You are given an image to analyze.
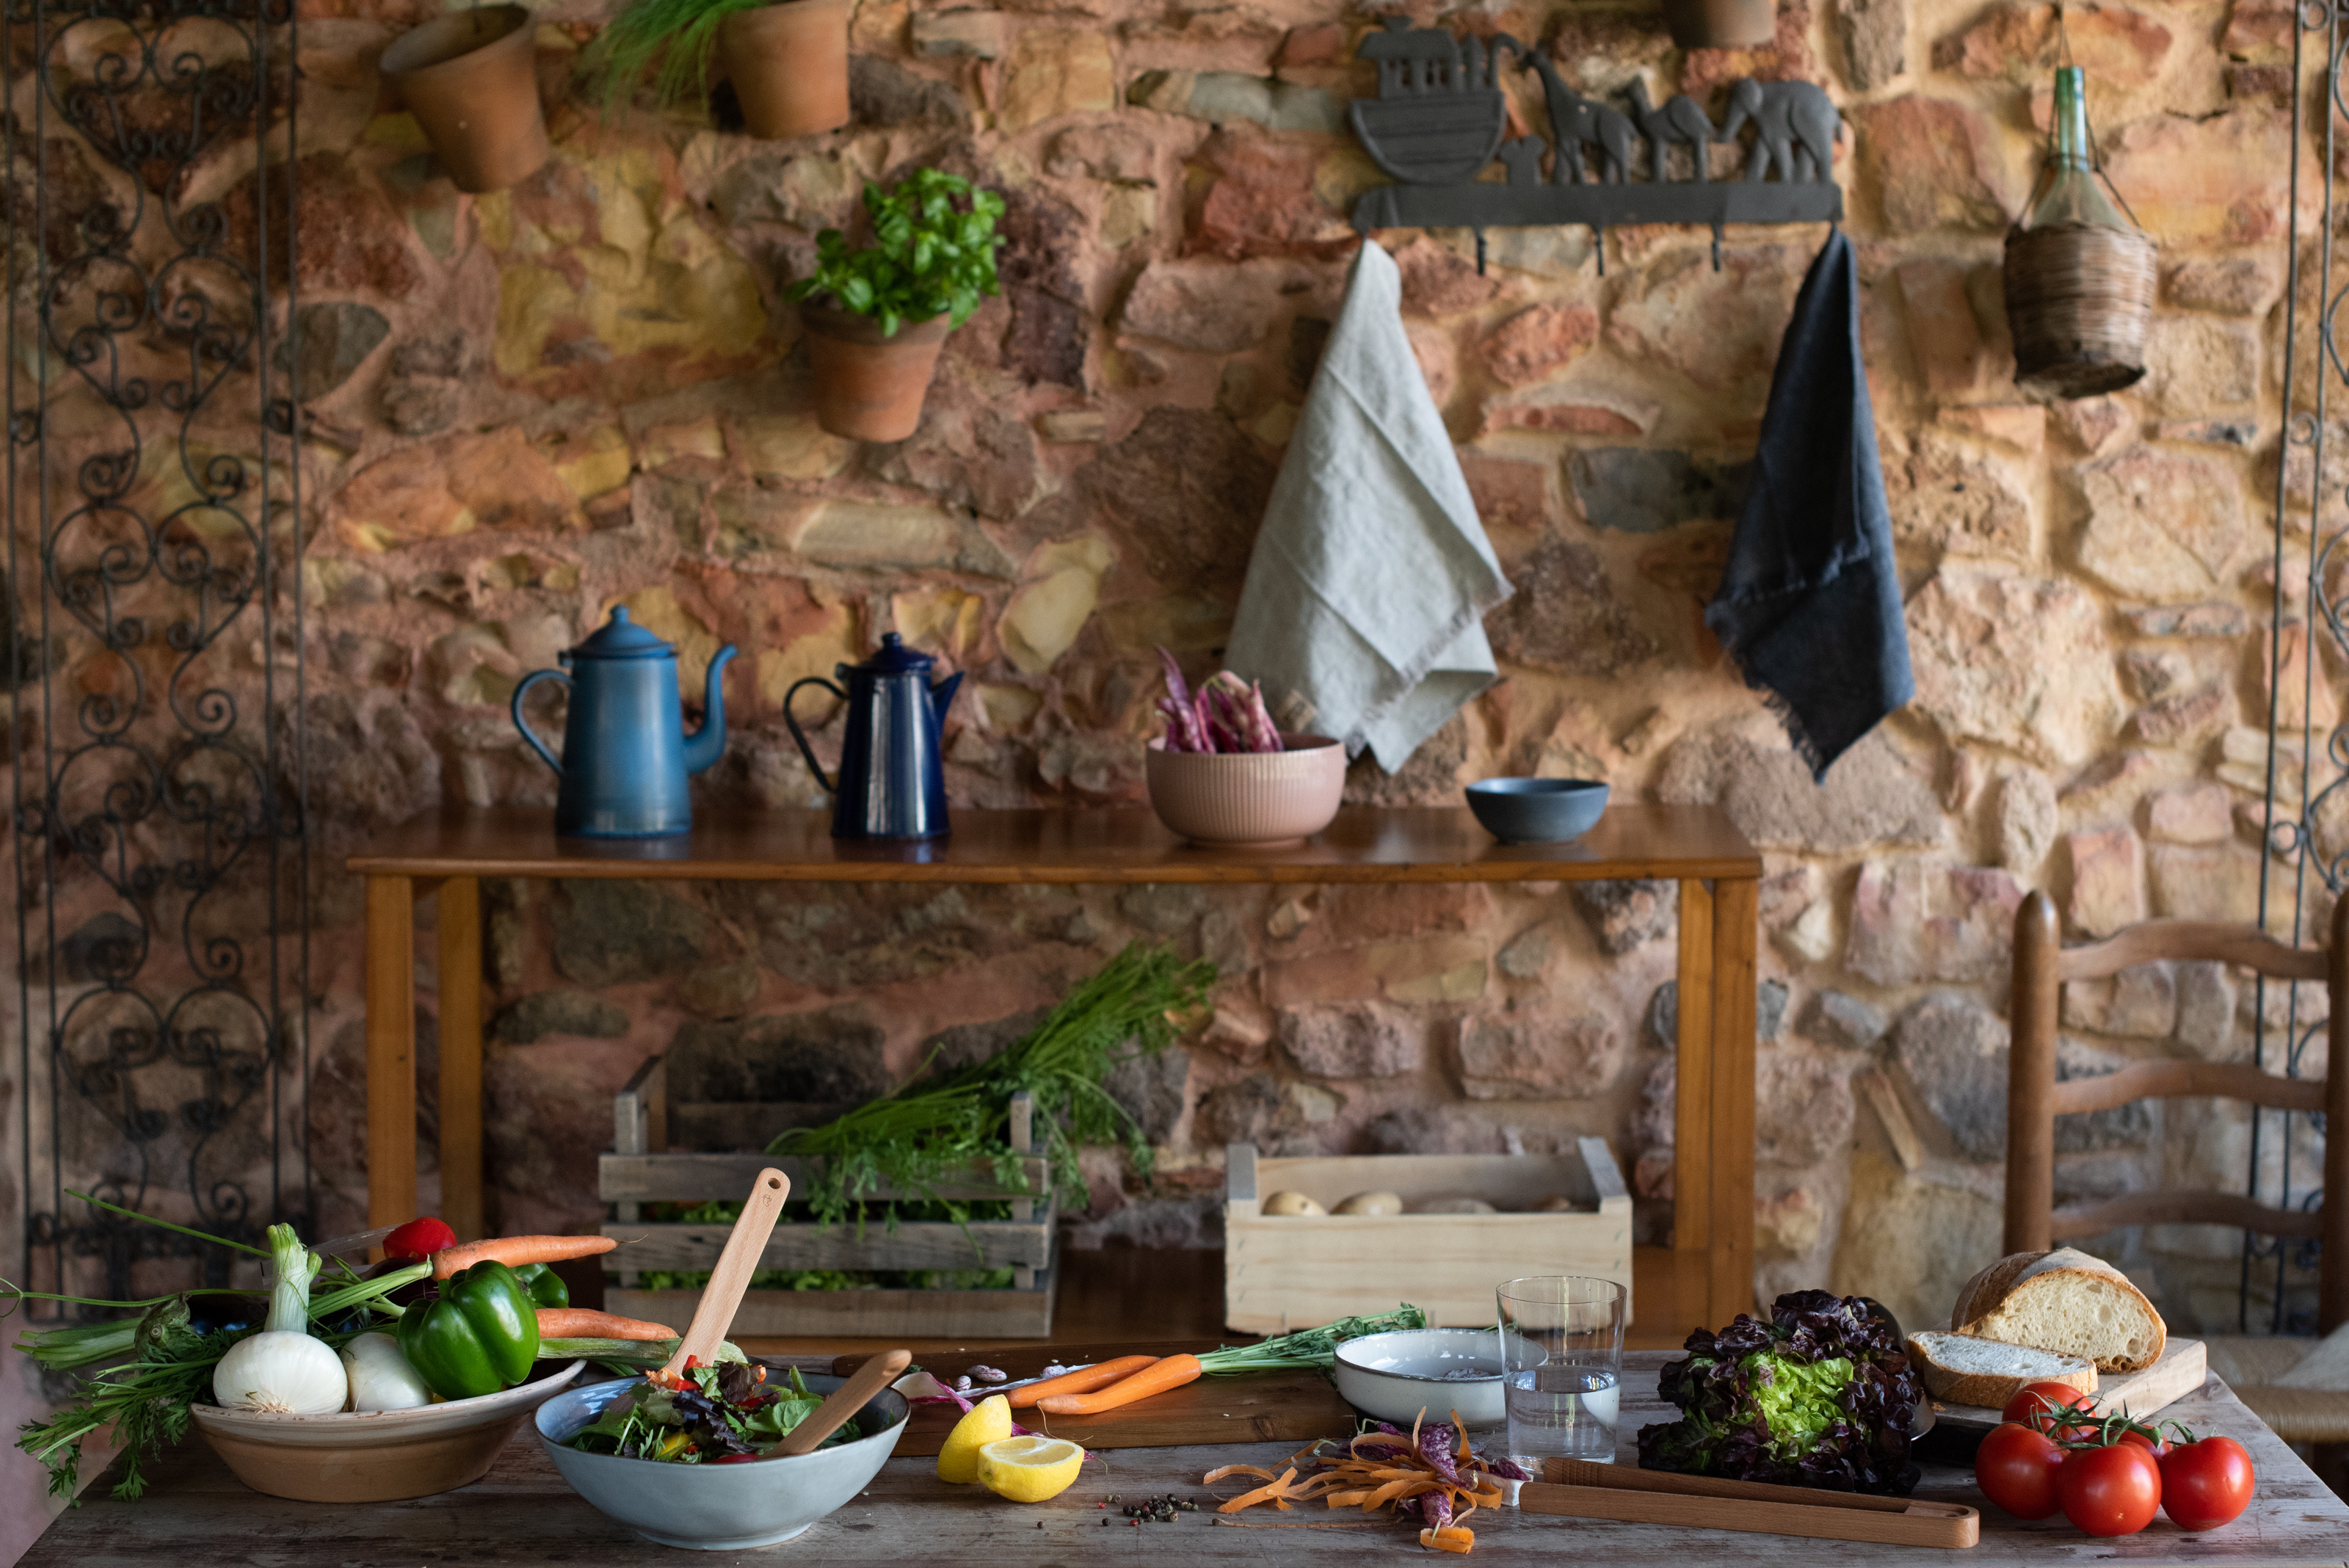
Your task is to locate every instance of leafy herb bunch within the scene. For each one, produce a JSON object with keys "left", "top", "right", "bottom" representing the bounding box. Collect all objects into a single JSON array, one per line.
[
  {"left": 576, "top": 0, "right": 769, "bottom": 118},
  {"left": 1638, "top": 1290, "right": 1921, "bottom": 1495},
  {"left": 787, "top": 168, "right": 1006, "bottom": 338},
  {"left": 769, "top": 942, "right": 1215, "bottom": 1227}
]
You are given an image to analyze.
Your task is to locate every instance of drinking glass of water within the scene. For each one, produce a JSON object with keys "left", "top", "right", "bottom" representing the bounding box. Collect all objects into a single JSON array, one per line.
[{"left": 1496, "top": 1275, "right": 1627, "bottom": 1472}]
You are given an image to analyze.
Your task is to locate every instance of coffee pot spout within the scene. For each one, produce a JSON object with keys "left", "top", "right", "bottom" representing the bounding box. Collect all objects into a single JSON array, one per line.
[{"left": 682, "top": 645, "right": 738, "bottom": 776}]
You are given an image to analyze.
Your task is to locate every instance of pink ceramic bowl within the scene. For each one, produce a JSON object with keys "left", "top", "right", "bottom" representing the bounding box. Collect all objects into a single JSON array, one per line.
[{"left": 1145, "top": 733, "right": 1347, "bottom": 849}]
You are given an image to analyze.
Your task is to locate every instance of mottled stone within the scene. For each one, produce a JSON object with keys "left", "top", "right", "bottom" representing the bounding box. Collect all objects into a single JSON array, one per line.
[
  {"left": 1569, "top": 449, "right": 1747, "bottom": 533},
  {"left": 1897, "top": 260, "right": 1988, "bottom": 396},
  {"left": 377, "top": 377, "right": 460, "bottom": 437},
  {"left": 1456, "top": 1010, "right": 1626, "bottom": 1100},
  {"left": 491, "top": 990, "right": 628, "bottom": 1045},
  {"left": 2142, "top": 316, "right": 2260, "bottom": 414},
  {"left": 1906, "top": 570, "right": 2124, "bottom": 766},
  {"left": 1889, "top": 430, "right": 2033, "bottom": 560},
  {"left": 1655, "top": 725, "right": 1942, "bottom": 852},
  {"left": 1356, "top": 1105, "right": 1505, "bottom": 1155},
  {"left": 1892, "top": 990, "right": 2008, "bottom": 1161},
  {"left": 1120, "top": 257, "right": 1285, "bottom": 353},
  {"left": 1853, "top": 96, "right": 2013, "bottom": 233},
  {"left": 1569, "top": 879, "right": 1677, "bottom": 955},
  {"left": 999, "top": 536, "right": 1113, "bottom": 673},
  {"left": 1484, "top": 537, "right": 1658, "bottom": 677},
  {"left": 2105, "top": 109, "right": 2293, "bottom": 247},
  {"left": 2126, "top": 603, "right": 2249, "bottom": 638},
  {"left": 1832, "top": 1149, "right": 2004, "bottom": 1331},
  {"left": 2068, "top": 827, "right": 2146, "bottom": 937},
  {"left": 668, "top": 1007, "right": 888, "bottom": 1108},
  {"left": 2165, "top": 255, "right": 2285, "bottom": 316},
  {"left": 1127, "top": 68, "right": 1344, "bottom": 133},
  {"left": 1757, "top": 1048, "right": 1856, "bottom": 1166},
  {"left": 1997, "top": 766, "right": 2059, "bottom": 874},
  {"left": 1046, "top": 124, "right": 1158, "bottom": 182},
  {"left": 2174, "top": 960, "right": 2239, "bottom": 1059},
  {"left": 1083, "top": 407, "right": 1274, "bottom": 598},
  {"left": 2131, "top": 686, "right": 2233, "bottom": 747},
  {"left": 1933, "top": 2, "right": 2172, "bottom": 86},
  {"left": 335, "top": 427, "right": 584, "bottom": 550},
  {"left": 1481, "top": 302, "right": 1598, "bottom": 386},
  {"left": 999, "top": 29, "right": 1116, "bottom": 129},
  {"left": 278, "top": 300, "right": 389, "bottom": 399},
  {"left": 910, "top": 9, "right": 1008, "bottom": 57},
  {"left": 296, "top": 693, "right": 440, "bottom": 830},
  {"left": 1798, "top": 989, "right": 1889, "bottom": 1050},
  {"left": 1195, "top": 1072, "right": 1284, "bottom": 1147},
  {"left": 2149, "top": 842, "right": 2263, "bottom": 922},
  {"left": 1939, "top": 404, "right": 2048, "bottom": 454},
  {"left": 849, "top": 55, "right": 965, "bottom": 123},
  {"left": 1605, "top": 246, "right": 1807, "bottom": 404},
  {"left": 2063, "top": 961, "right": 2176, "bottom": 1039},
  {"left": 1104, "top": 1048, "right": 1190, "bottom": 1142},
  {"left": 552, "top": 881, "right": 714, "bottom": 988},
  {"left": 1836, "top": 0, "right": 1909, "bottom": 88},
  {"left": 2147, "top": 781, "right": 2234, "bottom": 843},
  {"left": 1847, "top": 860, "right": 2026, "bottom": 985},
  {"left": 1497, "top": 920, "right": 1569, "bottom": 979},
  {"left": 678, "top": 960, "right": 760, "bottom": 1020},
  {"left": 2076, "top": 449, "right": 2245, "bottom": 600},
  {"left": 1279, "top": 1004, "right": 1422, "bottom": 1078}
]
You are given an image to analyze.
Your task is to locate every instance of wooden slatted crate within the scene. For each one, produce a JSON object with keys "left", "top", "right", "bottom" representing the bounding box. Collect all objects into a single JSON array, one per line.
[
  {"left": 1223, "top": 1139, "right": 1633, "bottom": 1333},
  {"left": 600, "top": 1054, "right": 1059, "bottom": 1337}
]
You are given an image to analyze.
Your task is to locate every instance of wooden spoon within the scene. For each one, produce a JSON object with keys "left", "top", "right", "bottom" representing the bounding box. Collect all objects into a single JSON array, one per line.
[
  {"left": 764, "top": 1348, "right": 912, "bottom": 1458},
  {"left": 656, "top": 1166, "right": 790, "bottom": 1382}
]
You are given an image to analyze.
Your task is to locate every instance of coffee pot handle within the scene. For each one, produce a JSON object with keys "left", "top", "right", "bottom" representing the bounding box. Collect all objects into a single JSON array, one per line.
[
  {"left": 510, "top": 669, "right": 571, "bottom": 775},
  {"left": 782, "top": 678, "right": 845, "bottom": 794}
]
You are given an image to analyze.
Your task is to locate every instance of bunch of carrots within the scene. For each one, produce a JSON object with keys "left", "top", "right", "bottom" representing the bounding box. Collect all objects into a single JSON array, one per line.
[
  {"left": 1004, "top": 1305, "right": 1428, "bottom": 1415},
  {"left": 413, "top": 1233, "right": 678, "bottom": 1342},
  {"left": 1202, "top": 1410, "right": 1511, "bottom": 1553}
]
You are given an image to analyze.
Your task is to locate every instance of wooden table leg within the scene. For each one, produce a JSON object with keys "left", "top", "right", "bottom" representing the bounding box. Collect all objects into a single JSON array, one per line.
[
  {"left": 365, "top": 875, "right": 418, "bottom": 1233},
  {"left": 1672, "top": 877, "right": 1716, "bottom": 1277},
  {"left": 1707, "top": 876, "right": 1760, "bottom": 1325},
  {"left": 438, "top": 876, "right": 484, "bottom": 1241}
]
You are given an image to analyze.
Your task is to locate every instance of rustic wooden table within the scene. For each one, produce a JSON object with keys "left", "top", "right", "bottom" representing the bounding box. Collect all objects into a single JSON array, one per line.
[
  {"left": 349, "top": 803, "right": 1765, "bottom": 1332},
  {"left": 25, "top": 1354, "right": 2347, "bottom": 1567}
]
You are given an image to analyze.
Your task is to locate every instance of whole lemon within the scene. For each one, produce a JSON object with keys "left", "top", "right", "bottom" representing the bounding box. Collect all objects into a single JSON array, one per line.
[
  {"left": 976, "top": 1435, "right": 1086, "bottom": 1503},
  {"left": 934, "top": 1394, "right": 1013, "bottom": 1484}
]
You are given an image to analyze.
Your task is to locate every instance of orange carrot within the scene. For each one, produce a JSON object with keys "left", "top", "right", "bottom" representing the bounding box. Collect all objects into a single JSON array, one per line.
[
  {"left": 1035, "top": 1351, "right": 1201, "bottom": 1415},
  {"left": 1007, "top": 1355, "right": 1160, "bottom": 1409},
  {"left": 431, "top": 1235, "right": 615, "bottom": 1279},
  {"left": 536, "top": 1308, "right": 675, "bottom": 1340}
]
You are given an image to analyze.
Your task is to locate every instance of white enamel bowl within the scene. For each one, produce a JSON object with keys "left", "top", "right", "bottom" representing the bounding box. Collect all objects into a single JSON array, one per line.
[{"left": 1332, "top": 1328, "right": 1517, "bottom": 1429}]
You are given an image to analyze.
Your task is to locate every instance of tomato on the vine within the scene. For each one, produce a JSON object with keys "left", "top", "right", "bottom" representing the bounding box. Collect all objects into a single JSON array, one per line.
[
  {"left": 2003, "top": 1380, "right": 2098, "bottom": 1441},
  {"left": 1975, "top": 1422, "right": 2066, "bottom": 1520},
  {"left": 2058, "top": 1442, "right": 2163, "bottom": 1537},
  {"left": 2159, "top": 1434, "right": 2255, "bottom": 1531}
]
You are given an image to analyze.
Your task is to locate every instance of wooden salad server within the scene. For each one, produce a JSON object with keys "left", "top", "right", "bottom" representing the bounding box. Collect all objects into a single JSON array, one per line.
[
  {"left": 765, "top": 1348, "right": 913, "bottom": 1458},
  {"left": 656, "top": 1166, "right": 790, "bottom": 1382}
]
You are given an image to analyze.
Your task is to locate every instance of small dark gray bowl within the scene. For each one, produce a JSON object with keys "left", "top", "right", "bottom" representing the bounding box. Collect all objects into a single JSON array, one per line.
[{"left": 1465, "top": 777, "right": 1610, "bottom": 844}]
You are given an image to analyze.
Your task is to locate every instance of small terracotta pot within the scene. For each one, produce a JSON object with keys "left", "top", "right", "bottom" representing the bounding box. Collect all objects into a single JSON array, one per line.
[
  {"left": 802, "top": 302, "right": 949, "bottom": 442},
  {"left": 1660, "top": 0, "right": 1776, "bottom": 48},
  {"left": 722, "top": 0, "right": 852, "bottom": 139},
  {"left": 380, "top": 4, "right": 551, "bottom": 195}
]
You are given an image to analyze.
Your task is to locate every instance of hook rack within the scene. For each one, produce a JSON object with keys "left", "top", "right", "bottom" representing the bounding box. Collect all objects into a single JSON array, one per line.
[{"left": 1347, "top": 20, "right": 1845, "bottom": 274}]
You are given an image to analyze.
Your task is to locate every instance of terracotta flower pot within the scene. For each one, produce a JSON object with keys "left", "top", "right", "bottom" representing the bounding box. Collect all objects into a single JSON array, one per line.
[
  {"left": 722, "top": 0, "right": 852, "bottom": 139},
  {"left": 381, "top": 4, "right": 551, "bottom": 195},
  {"left": 802, "top": 302, "right": 949, "bottom": 442},
  {"left": 1660, "top": 0, "right": 1776, "bottom": 48}
]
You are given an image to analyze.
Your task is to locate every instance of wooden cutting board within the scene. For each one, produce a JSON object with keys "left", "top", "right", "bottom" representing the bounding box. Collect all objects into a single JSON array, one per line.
[
  {"left": 832, "top": 1339, "right": 1361, "bottom": 1454},
  {"left": 1932, "top": 1337, "right": 2207, "bottom": 1431}
]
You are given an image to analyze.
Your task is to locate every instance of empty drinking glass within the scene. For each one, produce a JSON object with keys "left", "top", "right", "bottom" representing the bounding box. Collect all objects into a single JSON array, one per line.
[{"left": 1496, "top": 1276, "right": 1627, "bottom": 1470}]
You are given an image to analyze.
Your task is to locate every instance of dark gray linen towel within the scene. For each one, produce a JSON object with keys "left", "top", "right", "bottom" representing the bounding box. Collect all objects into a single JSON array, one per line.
[{"left": 1704, "top": 228, "right": 1914, "bottom": 780}]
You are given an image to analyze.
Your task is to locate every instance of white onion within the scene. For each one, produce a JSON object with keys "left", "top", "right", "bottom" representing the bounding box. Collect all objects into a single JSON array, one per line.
[
  {"left": 340, "top": 1332, "right": 432, "bottom": 1412},
  {"left": 217, "top": 1329, "right": 347, "bottom": 1414}
]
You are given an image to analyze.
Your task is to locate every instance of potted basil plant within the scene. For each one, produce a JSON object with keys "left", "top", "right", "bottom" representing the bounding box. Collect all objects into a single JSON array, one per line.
[
  {"left": 578, "top": 0, "right": 848, "bottom": 137},
  {"left": 786, "top": 169, "right": 1006, "bottom": 442}
]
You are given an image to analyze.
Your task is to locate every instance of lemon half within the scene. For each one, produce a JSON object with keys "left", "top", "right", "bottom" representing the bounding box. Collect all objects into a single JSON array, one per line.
[
  {"left": 976, "top": 1434, "right": 1086, "bottom": 1503},
  {"left": 935, "top": 1394, "right": 1013, "bottom": 1484}
]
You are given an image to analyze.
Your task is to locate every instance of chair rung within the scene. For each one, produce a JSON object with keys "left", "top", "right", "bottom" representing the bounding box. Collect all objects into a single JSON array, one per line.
[
  {"left": 2049, "top": 1060, "right": 2325, "bottom": 1116},
  {"left": 2052, "top": 1190, "right": 2323, "bottom": 1241}
]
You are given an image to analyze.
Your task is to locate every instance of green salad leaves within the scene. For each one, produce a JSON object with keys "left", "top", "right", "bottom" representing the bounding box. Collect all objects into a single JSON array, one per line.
[{"left": 568, "top": 1362, "right": 849, "bottom": 1464}]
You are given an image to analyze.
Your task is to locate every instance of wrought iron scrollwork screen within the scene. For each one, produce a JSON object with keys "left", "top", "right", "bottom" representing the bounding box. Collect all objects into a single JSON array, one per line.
[{"left": 7, "top": 0, "right": 308, "bottom": 1313}]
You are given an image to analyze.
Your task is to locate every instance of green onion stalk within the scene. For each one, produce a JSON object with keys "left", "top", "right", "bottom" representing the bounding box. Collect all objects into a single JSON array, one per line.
[{"left": 1197, "top": 1305, "right": 1428, "bottom": 1375}]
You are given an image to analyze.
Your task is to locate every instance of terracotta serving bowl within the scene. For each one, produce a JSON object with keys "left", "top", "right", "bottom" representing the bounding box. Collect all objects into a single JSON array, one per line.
[
  {"left": 190, "top": 1360, "right": 585, "bottom": 1503},
  {"left": 1145, "top": 733, "right": 1346, "bottom": 849}
]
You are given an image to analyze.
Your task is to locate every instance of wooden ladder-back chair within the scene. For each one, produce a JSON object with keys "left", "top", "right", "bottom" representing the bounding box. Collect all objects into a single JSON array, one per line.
[{"left": 2007, "top": 890, "right": 2349, "bottom": 1461}]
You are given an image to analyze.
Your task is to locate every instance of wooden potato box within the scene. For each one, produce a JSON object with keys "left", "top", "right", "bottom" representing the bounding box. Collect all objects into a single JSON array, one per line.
[
  {"left": 599, "top": 1055, "right": 1059, "bottom": 1337},
  {"left": 1224, "top": 1139, "right": 1633, "bottom": 1333}
]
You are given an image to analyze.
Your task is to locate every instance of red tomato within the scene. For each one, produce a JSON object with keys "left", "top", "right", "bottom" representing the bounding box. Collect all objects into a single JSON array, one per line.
[
  {"left": 2117, "top": 1429, "right": 2170, "bottom": 1459},
  {"left": 2003, "top": 1381, "right": 2097, "bottom": 1440},
  {"left": 383, "top": 1216, "right": 456, "bottom": 1260},
  {"left": 2058, "top": 1442, "right": 2163, "bottom": 1537},
  {"left": 1975, "top": 1422, "right": 2066, "bottom": 1520},
  {"left": 2159, "top": 1436, "right": 2255, "bottom": 1531}
]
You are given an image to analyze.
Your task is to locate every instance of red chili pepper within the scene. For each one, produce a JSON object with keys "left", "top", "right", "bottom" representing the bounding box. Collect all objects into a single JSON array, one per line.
[
  {"left": 685, "top": 1356, "right": 700, "bottom": 1371},
  {"left": 382, "top": 1216, "right": 456, "bottom": 1260},
  {"left": 711, "top": 1454, "right": 759, "bottom": 1464}
]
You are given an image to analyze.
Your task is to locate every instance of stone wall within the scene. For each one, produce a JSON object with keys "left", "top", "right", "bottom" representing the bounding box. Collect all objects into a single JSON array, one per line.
[{"left": 2, "top": 0, "right": 2337, "bottom": 1539}]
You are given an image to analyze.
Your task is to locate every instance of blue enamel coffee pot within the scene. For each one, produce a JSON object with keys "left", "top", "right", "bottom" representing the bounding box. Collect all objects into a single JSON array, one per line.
[
  {"left": 784, "top": 634, "right": 962, "bottom": 840},
  {"left": 511, "top": 608, "right": 736, "bottom": 838}
]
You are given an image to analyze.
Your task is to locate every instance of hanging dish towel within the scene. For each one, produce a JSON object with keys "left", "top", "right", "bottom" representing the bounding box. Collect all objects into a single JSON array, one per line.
[
  {"left": 1704, "top": 228, "right": 1914, "bottom": 780},
  {"left": 1225, "top": 242, "right": 1511, "bottom": 772}
]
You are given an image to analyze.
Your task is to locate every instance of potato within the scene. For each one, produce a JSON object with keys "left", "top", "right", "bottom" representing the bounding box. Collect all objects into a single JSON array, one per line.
[
  {"left": 1531, "top": 1194, "right": 1579, "bottom": 1213},
  {"left": 1334, "top": 1190, "right": 1405, "bottom": 1216},
  {"left": 1262, "top": 1190, "right": 1326, "bottom": 1216},
  {"left": 1410, "top": 1197, "right": 1497, "bottom": 1214}
]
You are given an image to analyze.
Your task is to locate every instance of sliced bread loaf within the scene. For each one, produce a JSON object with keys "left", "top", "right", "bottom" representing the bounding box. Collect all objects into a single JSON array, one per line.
[
  {"left": 1950, "top": 1247, "right": 2167, "bottom": 1373},
  {"left": 1906, "top": 1330, "right": 2098, "bottom": 1409}
]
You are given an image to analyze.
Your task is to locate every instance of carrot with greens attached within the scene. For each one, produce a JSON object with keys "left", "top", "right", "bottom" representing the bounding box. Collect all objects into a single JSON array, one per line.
[
  {"left": 1035, "top": 1305, "right": 1426, "bottom": 1415},
  {"left": 1008, "top": 1355, "right": 1159, "bottom": 1409},
  {"left": 431, "top": 1235, "right": 616, "bottom": 1278},
  {"left": 536, "top": 1308, "right": 675, "bottom": 1341}
]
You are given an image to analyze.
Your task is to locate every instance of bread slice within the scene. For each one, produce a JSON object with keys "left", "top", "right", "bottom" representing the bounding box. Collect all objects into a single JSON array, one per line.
[
  {"left": 1950, "top": 1248, "right": 2167, "bottom": 1373},
  {"left": 1906, "top": 1330, "right": 2098, "bottom": 1409}
]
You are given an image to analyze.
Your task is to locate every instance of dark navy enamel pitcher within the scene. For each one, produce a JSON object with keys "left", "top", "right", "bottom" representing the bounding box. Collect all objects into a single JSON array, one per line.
[
  {"left": 785, "top": 634, "right": 962, "bottom": 840},
  {"left": 511, "top": 608, "right": 736, "bottom": 837}
]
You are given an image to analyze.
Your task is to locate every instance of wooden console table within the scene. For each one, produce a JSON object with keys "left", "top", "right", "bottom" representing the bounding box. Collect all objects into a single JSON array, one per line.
[{"left": 347, "top": 804, "right": 1763, "bottom": 1327}]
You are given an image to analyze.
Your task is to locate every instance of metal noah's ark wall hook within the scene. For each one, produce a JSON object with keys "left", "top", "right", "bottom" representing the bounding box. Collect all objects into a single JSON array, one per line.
[{"left": 1348, "top": 18, "right": 1846, "bottom": 275}]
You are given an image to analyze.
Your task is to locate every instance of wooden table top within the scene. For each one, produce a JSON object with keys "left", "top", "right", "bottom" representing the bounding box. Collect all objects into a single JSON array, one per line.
[
  {"left": 345, "top": 804, "right": 1762, "bottom": 883},
  {"left": 28, "top": 1354, "right": 2345, "bottom": 1567}
]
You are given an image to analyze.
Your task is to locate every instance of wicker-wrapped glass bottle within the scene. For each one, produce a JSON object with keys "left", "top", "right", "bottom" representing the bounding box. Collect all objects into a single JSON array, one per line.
[{"left": 2003, "top": 66, "right": 2157, "bottom": 397}]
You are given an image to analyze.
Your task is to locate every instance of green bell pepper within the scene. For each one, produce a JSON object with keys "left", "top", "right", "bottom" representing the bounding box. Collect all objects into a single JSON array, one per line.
[
  {"left": 395, "top": 1259, "right": 541, "bottom": 1400},
  {"left": 511, "top": 1262, "right": 569, "bottom": 1310}
]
